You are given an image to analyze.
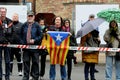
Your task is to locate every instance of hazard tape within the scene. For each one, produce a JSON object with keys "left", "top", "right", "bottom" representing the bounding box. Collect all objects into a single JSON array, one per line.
[
  {"left": 0, "top": 44, "right": 120, "bottom": 52},
  {"left": 69, "top": 46, "right": 120, "bottom": 52},
  {"left": 0, "top": 44, "right": 46, "bottom": 49}
]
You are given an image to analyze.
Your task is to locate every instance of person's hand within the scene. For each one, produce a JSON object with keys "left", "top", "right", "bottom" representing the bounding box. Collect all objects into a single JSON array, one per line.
[
  {"left": 69, "top": 32, "right": 72, "bottom": 36},
  {"left": 30, "top": 39, "right": 34, "bottom": 44},
  {"left": 97, "top": 37, "right": 100, "bottom": 41},
  {"left": 110, "top": 31, "right": 118, "bottom": 37}
]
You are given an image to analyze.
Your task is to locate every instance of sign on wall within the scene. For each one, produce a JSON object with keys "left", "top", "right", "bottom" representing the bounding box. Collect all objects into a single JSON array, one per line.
[{"left": 0, "top": 5, "right": 27, "bottom": 23}]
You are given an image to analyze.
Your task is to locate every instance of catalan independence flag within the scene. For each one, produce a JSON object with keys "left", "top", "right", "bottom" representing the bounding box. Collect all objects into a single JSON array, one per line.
[{"left": 42, "top": 31, "right": 70, "bottom": 65}]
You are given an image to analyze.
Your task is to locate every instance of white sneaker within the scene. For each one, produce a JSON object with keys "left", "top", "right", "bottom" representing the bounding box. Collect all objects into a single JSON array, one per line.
[
  {"left": 29, "top": 76, "right": 33, "bottom": 80},
  {"left": 40, "top": 76, "right": 44, "bottom": 80},
  {"left": 18, "top": 71, "right": 23, "bottom": 76}
]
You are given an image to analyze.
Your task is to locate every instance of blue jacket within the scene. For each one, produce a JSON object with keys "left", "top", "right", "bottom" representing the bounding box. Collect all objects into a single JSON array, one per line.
[{"left": 20, "top": 22, "right": 42, "bottom": 45}]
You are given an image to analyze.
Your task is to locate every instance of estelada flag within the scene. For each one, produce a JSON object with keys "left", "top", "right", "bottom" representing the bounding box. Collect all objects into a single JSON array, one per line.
[{"left": 42, "top": 31, "right": 70, "bottom": 65}]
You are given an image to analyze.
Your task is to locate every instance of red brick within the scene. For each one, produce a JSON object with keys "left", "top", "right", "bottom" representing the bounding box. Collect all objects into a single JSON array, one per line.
[{"left": 27, "top": 0, "right": 120, "bottom": 22}]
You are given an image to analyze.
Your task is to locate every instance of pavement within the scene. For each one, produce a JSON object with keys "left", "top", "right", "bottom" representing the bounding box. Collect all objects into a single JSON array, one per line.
[{"left": 1, "top": 52, "right": 117, "bottom": 80}]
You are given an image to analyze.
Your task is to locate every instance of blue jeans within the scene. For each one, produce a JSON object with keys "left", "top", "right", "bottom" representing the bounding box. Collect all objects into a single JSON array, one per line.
[
  {"left": 0, "top": 47, "right": 10, "bottom": 79},
  {"left": 105, "top": 56, "right": 120, "bottom": 80},
  {"left": 50, "top": 64, "right": 67, "bottom": 80}
]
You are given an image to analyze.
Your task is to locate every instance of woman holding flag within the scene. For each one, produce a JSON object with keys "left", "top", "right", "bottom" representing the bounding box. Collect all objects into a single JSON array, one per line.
[{"left": 47, "top": 16, "right": 69, "bottom": 80}]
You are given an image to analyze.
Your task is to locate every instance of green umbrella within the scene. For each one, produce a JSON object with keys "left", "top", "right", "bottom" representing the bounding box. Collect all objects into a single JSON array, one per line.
[{"left": 97, "top": 8, "right": 120, "bottom": 23}]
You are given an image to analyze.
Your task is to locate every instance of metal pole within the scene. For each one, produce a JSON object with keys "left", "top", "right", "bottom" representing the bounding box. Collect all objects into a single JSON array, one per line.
[{"left": 72, "top": 5, "right": 75, "bottom": 34}]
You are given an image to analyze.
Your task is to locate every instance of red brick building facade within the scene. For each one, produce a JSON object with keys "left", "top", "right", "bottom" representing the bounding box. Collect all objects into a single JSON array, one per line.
[
  {"left": 30, "top": 0, "right": 120, "bottom": 19},
  {"left": 1, "top": 0, "right": 120, "bottom": 20}
]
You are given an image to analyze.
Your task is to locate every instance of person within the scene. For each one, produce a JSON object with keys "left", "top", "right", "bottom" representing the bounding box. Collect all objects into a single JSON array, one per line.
[
  {"left": 62, "top": 19, "right": 77, "bottom": 80},
  {"left": 48, "top": 16, "right": 67, "bottom": 80},
  {"left": 82, "top": 14, "right": 99, "bottom": 73},
  {"left": 104, "top": 20, "right": 120, "bottom": 80},
  {"left": 80, "top": 15, "right": 100, "bottom": 80},
  {"left": 10, "top": 13, "right": 23, "bottom": 76},
  {"left": 38, "top": 18, "right": 48, "bottom": 80},
  {"left": 0, "top": 7, "right": 13, "bottom": 80},
  {"left": 20, "top": 11, "right": 42, "bottom": 80}
]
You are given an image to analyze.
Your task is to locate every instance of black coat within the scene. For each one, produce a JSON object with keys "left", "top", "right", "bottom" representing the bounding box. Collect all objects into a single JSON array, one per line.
[
  {"left": 0, "top": 17, "right": 13, "bottom": 43},
  {"left": 11, "top": 21, "right": 23, "bottom": 44},
  {"left": 67, "top": 35, "right": 77, "bottom": 58}
]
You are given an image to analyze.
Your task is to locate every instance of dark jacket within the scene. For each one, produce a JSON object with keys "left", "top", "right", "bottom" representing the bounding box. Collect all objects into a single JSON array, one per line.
[
  {"left": 11, "top": 21, "right": 23, "bottom": 44},
  {"left": 20, "top": 22, "right": 42, "bottom": 45},
  {"left": 20, "top": 21, "right": 42, "bottom": 52},
  {"left": 0, "top": 17, "right": 13, "bottom": 43},
  {"left": 68, "top": 35, "right": 77, "bottom": 56},
  {"left": 0, "top": 26, "right": 7, "bottom": 43}
]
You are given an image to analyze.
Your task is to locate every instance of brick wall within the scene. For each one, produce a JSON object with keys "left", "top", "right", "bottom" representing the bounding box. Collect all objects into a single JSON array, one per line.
[
  {"left": 24, "top": 0, "right": 120, "bottom": 21},
  {"left": 35, "top": 0, "right": 73, "bottom": 19},
  {"left": 35, "top": 0, "right": 120, "bottom": 20}
]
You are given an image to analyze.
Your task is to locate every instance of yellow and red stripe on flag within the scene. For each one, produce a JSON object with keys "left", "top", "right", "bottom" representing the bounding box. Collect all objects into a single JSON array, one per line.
[{"left": 42, "top": 31, "right": 70, "bottom": 65}]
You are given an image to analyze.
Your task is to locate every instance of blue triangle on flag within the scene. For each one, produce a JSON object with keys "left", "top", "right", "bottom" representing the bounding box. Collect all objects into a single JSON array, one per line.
[{"left": 47, "top": 31, "right": 70, "bottom": 46}]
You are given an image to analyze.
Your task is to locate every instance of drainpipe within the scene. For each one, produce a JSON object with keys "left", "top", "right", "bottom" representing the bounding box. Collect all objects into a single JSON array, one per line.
[{"left": 33, "top": 0, "right": 36, "bottom": 14}]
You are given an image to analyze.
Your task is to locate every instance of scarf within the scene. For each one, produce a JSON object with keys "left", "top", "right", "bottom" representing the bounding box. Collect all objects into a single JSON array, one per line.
[{"left": 109, "top": 27, "right": 118, "bottom": 43}]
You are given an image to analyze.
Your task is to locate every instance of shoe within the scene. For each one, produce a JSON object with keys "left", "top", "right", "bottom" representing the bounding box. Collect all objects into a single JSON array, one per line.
[
  {"left": 94, "top": 69, "right": 99, "bottom": 73},
  {"left": 74, "top": 61, "right": 78, "bottom": 64},
  {"left": 40, "top": 76, "right": 44, "bottom": 80},
  {"left": 10, "top": 72, "right": 12, "bottom": 75},
  {"left": 18, "top": 71, "right": 23, "bottom": 76},
  {"left": 29, "top": 76, "right": 33, "bottom": 80}
]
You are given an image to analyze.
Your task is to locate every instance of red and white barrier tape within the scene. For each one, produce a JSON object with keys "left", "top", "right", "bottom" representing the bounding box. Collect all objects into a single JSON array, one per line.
[
  {"left": 0, "top": 44, "right": 46, "bottom": 49},
  {"left": 0, "top": 44, "right": 120, "bottom": 52},
  {"left": 69, "top": 46, "right": 120, "bottom": 52}
]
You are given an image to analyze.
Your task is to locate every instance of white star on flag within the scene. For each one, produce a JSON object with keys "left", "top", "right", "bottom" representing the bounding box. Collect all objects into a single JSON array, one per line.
[{"left": 55, "top": 34, "right": 63, "bottom": 41}]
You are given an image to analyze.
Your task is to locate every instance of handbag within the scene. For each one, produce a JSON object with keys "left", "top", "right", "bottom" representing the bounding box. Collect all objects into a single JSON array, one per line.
[
  {"left": 116, "top": 52, "right": 120, "bottom": 60},
  {"left": 115, "top": 36, "right": 120, "bottom": 60},
  {"left": 116, "top": 42, "right": 120, "bottom": 60}
]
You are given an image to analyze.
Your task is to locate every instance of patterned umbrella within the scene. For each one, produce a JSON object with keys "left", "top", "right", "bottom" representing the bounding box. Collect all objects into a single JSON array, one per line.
[{"left": 97, "top": 8, "right": 120, "bottom": 23}]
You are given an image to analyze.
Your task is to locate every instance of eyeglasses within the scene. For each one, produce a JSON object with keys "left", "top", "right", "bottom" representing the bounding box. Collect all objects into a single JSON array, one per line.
[{"left": 28, "top": 15, "right": 33, "bottom": 17}]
